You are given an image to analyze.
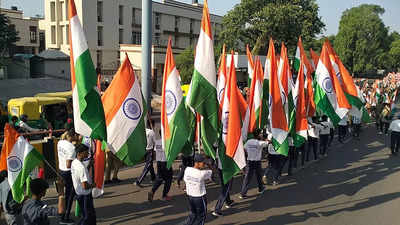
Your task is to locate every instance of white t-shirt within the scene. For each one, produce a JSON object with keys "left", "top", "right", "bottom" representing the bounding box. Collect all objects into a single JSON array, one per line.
[
  {"left": 389, "top": 119, "right": 400, "bottom": 132},
  {"left": 308, "top": 122, "right": 322, "bottom": 138},
  {"left": 184, "top": 167, "right": 212, "bottom": 197},
  {"left": 338, "top": 115, "right": 348, "bottom": 126},
  {"left": 244, "top": 139, "right": 268, "bottom": 161},
  {"left": 155, "top": 139, "right": 166, "bottom": 162},
  {"left": 267, "top": 134, "right": 279, "bottom": 155},
  {"left": 146, "top": 129, "right": 156, "bottom": 150},
  {"left": 57, "top": 140, "right": 76, "bottom": 172},
  {"left": 319, "top": 121, "right": 332, "bottom": 135},
  {"left": 71, "top": 159, "right": 91, "bottom": 196}
]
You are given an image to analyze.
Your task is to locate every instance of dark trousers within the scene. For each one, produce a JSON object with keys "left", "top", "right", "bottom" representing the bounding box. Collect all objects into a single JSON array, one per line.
[
  {"left": 338, "top": 125, "right": 347, "bottom": 141},
  {"left": 353, "top": 123, "right": 361, "bottom": 137},
  {"left": 319, "top": 134, "right": 329, "bottom": 155},
  {"left": 383, "top": 122, "right": 390, "bottom": 134},
  {"left": 60, "top": 170, "right": 75, "bottom": 220},
  {"left": 241, "top": 161, "right": 264, "bottom": 196},
  {"left": 177, "top": 155, "right": 194, "bottom": 184},
  {"left": 184, "top": 195, "right": 207, "bottom": 225},
  {"left": 137, "top": 151, "right": 155, "bottom": 184},
  {"left": 329, "top": 128, "right": 334, "bottom": 146},
  {"left": 152, "top": 161, "right": 173, "bottom": 197},
  {"left": 391, "top": 131, "right": 400, "bottom": 154},
  {"left": 288, "top": 146, "right": 297, "bottom": 174},
  {"left": 265, "top": 154, "right": 282, "bottom": 182},
  {"left": 307, "top": 137, "right": 319, "bottom": 160},
  {"left": 214, "top": 169, "right": 233, "bottom": 213},
  {"left": 297, "top": 144, "right": 306, "bottom": 166},
  {"left": 76, "top": 194, "right": 96, "bottom": 225}
]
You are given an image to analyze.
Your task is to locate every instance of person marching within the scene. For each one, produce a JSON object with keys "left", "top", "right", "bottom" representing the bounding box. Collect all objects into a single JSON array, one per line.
[
  {"left": 135, "top": 120, "right": 156, "bottom": 187},
  {"left": 338, "top": 114, "right": 348, "bottom": 143},
  {"left": 239, "top": 129, "right": 267, "bottom": 199},
  {"left": 176, "top": 147, "right": 195, "bottom": 188},
  {"left": 307, "top": 116, "right": 323, "bottom": 161},
  {"left": 104, "top": 144, "right": 122, "bottom": 184},
  {"left": 71, "top": 144, "right": 97, "bottom": 225},
  {"left": 389, "top": 116, "right": 400, "bottom": 155},
  {"left": 148, "top": 131, "right": 173, "bottom": 202},
  {"left": 319, "top": 115, "right": 332, "bottom": 157},
  {"left": 183, "top": 154, "right": 212, "bottom": 225}
]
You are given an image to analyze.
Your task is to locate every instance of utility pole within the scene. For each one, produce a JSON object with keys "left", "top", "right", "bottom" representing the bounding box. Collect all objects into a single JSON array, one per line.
[{"left": 141, "top": 0, "right": 152, "bottom": 113}]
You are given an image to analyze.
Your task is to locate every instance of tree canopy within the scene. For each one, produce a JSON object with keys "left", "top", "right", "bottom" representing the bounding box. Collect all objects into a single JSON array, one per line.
[
  {"left": 175, "top": 46, "right": 194, "bottom": 85},
  {"left": 0, "top": 13, "right": 19, "bottom": 66},
  {"left": 218, "top": 0, "right": 325, "bottom": 55}
]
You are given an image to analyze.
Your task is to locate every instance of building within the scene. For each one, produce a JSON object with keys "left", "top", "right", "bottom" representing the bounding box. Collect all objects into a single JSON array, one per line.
[
  {"left": 31, "top": 49, "right": 70, "bottom": 79},
  {"left": 0, "top": 6, "right": 41, "bottom": 55},
  {"left": 42, "top": 0, "right": 223, "bottom": 79}
]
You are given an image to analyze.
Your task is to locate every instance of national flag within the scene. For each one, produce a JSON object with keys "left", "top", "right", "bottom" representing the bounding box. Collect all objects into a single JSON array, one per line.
[
  {"left": 92, "top": 140, "right": 105, "bottom": 198},
  {"left": 246, "top": 45, "right": 255, "bottom": 88},
  {"left": 217, "top": 45, "right": 227, "bottom": 108},
  {"left": 161, "top": 38, "right": 193, "bottom": 168},
  {"left": 293, "top": 58, "right": 308, "bottom": 147},
  {"left": 248, "top": 57, "right": 264, "bottom": 134},
  {"left": 0, "top": 124, "right": 43, "bottom": 203},
  {"left": 310, "top": 49, "right": 320, "bottom": 71},
  {"left": 68, "top": 0, "right": 106, "bottom": 140},
  {"left": 268, "top": 39, "right": 289, "bottom": 156},
  {"left": 314, "top": 41, "right": 350, "bottom": 125},
  {"left": 186, "top": 0, "right": 218, "bottom": 159},
  {"left": 102, "top": 55, "right": 146, "bottom": 166}
]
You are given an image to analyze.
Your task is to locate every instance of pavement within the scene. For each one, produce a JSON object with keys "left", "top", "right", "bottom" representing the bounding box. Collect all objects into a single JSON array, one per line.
[{"left": 7, "top": 123, "right": 400, "bottom": 225}]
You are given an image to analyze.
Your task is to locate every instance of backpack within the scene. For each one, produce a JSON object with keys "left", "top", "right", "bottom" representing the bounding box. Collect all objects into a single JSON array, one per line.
[{"left": 5, "top": 190, "right": 23, "bottom": 215}]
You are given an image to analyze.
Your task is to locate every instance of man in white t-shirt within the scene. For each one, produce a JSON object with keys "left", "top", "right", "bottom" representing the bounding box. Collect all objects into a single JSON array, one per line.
[
  {"left": 338, "top": 114, "right": 348, "bottom": 143},
  {"left": 183, "top": 154, "right": 212, "bottom": 225},
  {"left": 135, "top": 122, "right": 156, "bottom": 186},
  {"left": 319, "top": 115, "right": 332, "bottom": 157},
  {"left": 71, "top": 144, "right": 96, "bottom": 225},
  {"left": 307, "top": 117, "right": 323, "bottom": 161},
  {"left": 148, "top": 135, "right": 173, "bottom": 202},
  {"left": 57, "top": 130, "right": 76, "bottom": 224},
  {"left": 389, "top": 116, "right": 400, "bottom": 155},
  {"left": 239, "top": 129, "right": 268, "bottom": 199}
]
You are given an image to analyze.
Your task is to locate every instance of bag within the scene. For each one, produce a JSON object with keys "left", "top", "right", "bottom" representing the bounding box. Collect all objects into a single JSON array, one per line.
[{"left": 5, "top": 190, "right": 23, "bottom": 215}]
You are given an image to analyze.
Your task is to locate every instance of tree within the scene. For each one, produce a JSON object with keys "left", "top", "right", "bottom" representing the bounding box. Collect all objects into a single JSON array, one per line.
[
  {"left": 389, "top": 39, "right": 400, "bottom": 71},
  {"left": 0, "top": 13, "right": 19, "bottom": 66},
  {"left": 305, "top": 35, "right": 335, "bottom": 54},
  {"left": 175, "top": 46, "right": 194, "bottom": 85},
  {"left": 334, "top": 4, "right": 389, "bottom": 73},
  {"left": 219, "top": 0, "right": 325, "bottom": 55}
]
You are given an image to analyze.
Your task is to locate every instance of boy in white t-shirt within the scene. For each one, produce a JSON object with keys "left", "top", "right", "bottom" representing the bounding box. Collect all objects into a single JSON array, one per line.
[
  {"left": 183, "top": 154, "right": 212, "bottom": 225},
  {"left": 71, "top": 144, "right": 96, "bottom": 225}
]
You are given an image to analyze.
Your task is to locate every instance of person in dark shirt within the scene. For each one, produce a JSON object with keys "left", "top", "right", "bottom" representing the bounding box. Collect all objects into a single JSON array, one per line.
[{"left": 22, "top": 178, "right": 65, "bottom": 225}]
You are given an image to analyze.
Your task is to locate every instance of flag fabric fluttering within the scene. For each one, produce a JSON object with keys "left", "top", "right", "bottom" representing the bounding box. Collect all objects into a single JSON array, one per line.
[
  {"left": 186, "top": 0, "right": 219, "bottom": 159},
  {"left": 248, "top": 57, "right": 264, "bottom": 134},
  {"left": 102, "top": 54, "right": 146, "bottom": 166},
  {"left": 1, "top": 124, "right": 44, "bottom": 203},
  {"left": 92, "top": 140, "right": 105, "bottom": 198},
  {"left": 293, "top": 58, "right": 309, "bottom": 147},
  {"left": 310, "top": 49, "right": 320, "bottom": 72},
  {"left": 161, "top": 38, "right": 193, "bottom": 168},
  {"left": 68, "top": 0, "right": 106, "bottom": 141},
  {"left": 268, "top": 39, "right": 289, "bottom": 156},
  {"left": 246, "top": 45, "right": 255, "bottom": 88}
]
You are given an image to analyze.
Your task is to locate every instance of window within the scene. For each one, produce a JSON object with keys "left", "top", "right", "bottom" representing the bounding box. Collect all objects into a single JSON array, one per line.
[
  {"left": 154, "top": 33, "right": 160, "bottom": 45},
  {"left": 175, "top": 35, "right": 179, "bottom": 47},
  {"left": 119, "top": 29, "right": 124, "bottom": 44},
  {"left": 97, "top": 1, "right": 103, "bottom": 22},
  {"left": 97, "top": 26, "right": 103, "bottom": 46},
  {"left": 132, "top": 8, "right": 135, "bottom": 25},
  {"left": 59, "top": 26, "right": 64, "bottom": 44},
  {"left": 51, "top": 26, "right": 56, "bottom": 44},
  {"left": 96, "top": 50, "right": 102, "bottom": 68},
  {"left": 175, "top": 16, "right": 180, "bottom": 31},
  {"left": 155, "top": 13, "right": 160, "bottom": 29},
  {"left": 66, "top": 25, "right": 69, "bottom": 44},
  {"left": 119, "top": 5, "right": 124, "bottom": 25},
  {"left": 131, "top": 31, "right": 141, "bottom": 44},
  {"left": 60, "top": 2, "right": 64, "bottom": 21},
  {"left": 190, "top": 19, "right": 194, "bottom": 33},
  {"left": 65, "top": 0, "right": 69, "bottom": 20},
  {"left": 29, "top": 26, "right": 37, "bottom": 43},
  {"left": 50, "top": 2, "right": 55, "bottom": 21}
]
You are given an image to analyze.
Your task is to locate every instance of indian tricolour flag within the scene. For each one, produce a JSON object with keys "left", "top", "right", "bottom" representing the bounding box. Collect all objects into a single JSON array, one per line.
[
  {"left": 101, "top": 55, "right": 146, "bottom": 166},
  {"left": 217, "top": 44, "right": 227, "bottom": 107},
  {"left": 161, "top": 38, "right": 192, "bottom": 168},
  {"left": 68, "top": 0, "right": 106, "bottom": 140},
  {"left": 186, "top": 0, "right": 218, "bottom": 159},
  {"left": 246, "top": 45, "right": 255, "bottom": 88},
  {"left": 293, "top": 58, "right": 308, "bottom": 147},
  {"left": 314, "top": 41, "right": 351, "bottom": 125},
  {"left": 248, "top": 57, "right": 264, "bottom": 134},
  {"left": 0, "top": 124, "right": 43, "bottom": 203},
  {"left": 268, "top": 38, "right": 289, "bottom": 155}
]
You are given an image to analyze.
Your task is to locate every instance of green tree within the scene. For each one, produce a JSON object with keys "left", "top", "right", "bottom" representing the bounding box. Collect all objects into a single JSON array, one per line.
[
  {"left": 0, "top": 13, "right": 19, "bottom": 66},
  {"left": 176, "top": 46, "right": 194, "bottom": 85},
  {"left": 219, "top": 0, "right": 325, "bottom": 55},
  {"left": 389, "top": 39, "right": 400, "bottom": 71},
  {"left": 334, "top": 4, "right": 389, "bottom": 73}
]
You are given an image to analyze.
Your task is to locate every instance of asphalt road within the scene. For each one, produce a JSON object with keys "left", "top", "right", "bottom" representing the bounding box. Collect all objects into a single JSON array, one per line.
[{"left": 39, "top": 124, "right": 400, "bottom": 224}]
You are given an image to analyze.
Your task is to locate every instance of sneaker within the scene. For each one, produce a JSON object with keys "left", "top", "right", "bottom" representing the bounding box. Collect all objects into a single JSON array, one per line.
[
  {"left": 148, "top": 191, "right": 154, "bottom": 202},
  {"left": 104, "top": 180, "right": 112, "bottom": 185},
  {"left": 258, "top": 187, "right": 266, "bottom": 194},
  {"left": 378, "top": 131, "right": 383, "bottom": 135},
  {"left": 225, "top": 200, "right": 235, "bottom": 209},
  {"left": 134, "top": 181, "right": 143, "bottom": 188},
  {"left": 162, "top": 195, "right": 172, "bottom": 201},
  {"left": 212, "top": 211, "right": 223, "bottom": 217},
  {"left": 112, "top": 178, "right": 122, "bottom": 183},
  {"left": 238, "top": 195, "right": 247, "bottom": 199},
  {"left": 60, "top": 218, "right": 75, "bottom": 224},
  {"left": 262, "top": 176, "right": 267, "bottom": 185}
]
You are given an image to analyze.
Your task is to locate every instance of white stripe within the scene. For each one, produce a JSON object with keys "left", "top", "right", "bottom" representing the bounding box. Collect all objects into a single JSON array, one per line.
[
  {"left": 165, "top": 67, "right": 183, "bottom": 123},
  {"left": 217, "top": 71, "right": 226, "bottom": 103},
  {"left": 194, "top": 30, "right": 216, "bottom": 88},
  {"left": 72, "top": 85, "right": 92, "bottom": 137},
  {"left": 233, "top": 136, "right": 246, "bottom": 169},
  {"left": 296, "top": 130, "right": 308, "bottom": 139},
  {"left": 7, "top": 137, "right": 34, "bottom": 187},
  {"left": 70, "top": 15, "right": 89, "bottom": 65},
  {"left": 107, "top": 79, "right": 143, "bottom": 153},
  {"left": 241, "top": 107, "right": 250, "bottom": 141},
  {"left": 272, "top": 128, "right": 288, "bottom": 144},
  {"left": 264, "top": 58, "right": 270, "bottom": 80},
  {"left": 254, "top": 79, "right": 262, "bottom": 110}
]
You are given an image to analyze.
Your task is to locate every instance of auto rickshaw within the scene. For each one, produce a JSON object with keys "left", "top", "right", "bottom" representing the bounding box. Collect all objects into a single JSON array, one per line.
[{"left": 34, "top": 91, "right": 72, "bottom": 100}]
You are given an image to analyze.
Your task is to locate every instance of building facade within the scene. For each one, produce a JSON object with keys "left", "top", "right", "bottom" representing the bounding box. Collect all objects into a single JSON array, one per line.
[
  {"left": 0, "top": 7, "right": 41, "bottom": 55},
  {"left": 43, "top": 0, "right": 223, "bottom": 76}
]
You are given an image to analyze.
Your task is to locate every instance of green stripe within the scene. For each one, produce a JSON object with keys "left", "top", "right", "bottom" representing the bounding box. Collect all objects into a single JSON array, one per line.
[
  {"left": 293, "top": 134, "right": 306, "bottom": 147},
  {"left": 115, "top": 99, "right": 147, "bottom": 166},
  {"left": 288, "top": 92, "right": 296, "bottom": 137},
  {"left": 362, "top": 106, "right": 371, "bottom": 123},
  {"left": 272, "top": 138, "right": 289, "bottom": 156},
  {"left": 218, "top": 143, "right": 240, "bottom": 184},
  {"left": 187, "top": 69, "right": 219, "bottom": 159},
  {"left": 75, "top": 50, "right": 107, "bottom": 141},
  {"left": 293, "top": 57, "right": 300, "bottom": 72},
  {"left": 345, "top": 92, "right": 364, "bottom": 110},
  {"left": 12, "top": 148, "right": 44, "bottom": 203},
  {"left": 314, "top": 83, "right": 341, "bottom": 125},
  {"left": 165, "top": 101, "right": 194, "bottom": 168}
]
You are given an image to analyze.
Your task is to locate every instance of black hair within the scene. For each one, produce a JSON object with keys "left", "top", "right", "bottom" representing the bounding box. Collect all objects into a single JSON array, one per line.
[
  {"left": 30, "top": 178, "right": 49, "bottom": 196},
  {"left": 75, "top": 143, "right": 89, "bottom": 153},
  {"left": 253, "top": 129, "right": 261, "bottom": 138},
  {"left": 20, "top": 114, "right": 28, "bottom": 122},
  {"left": 11, "top": 116, "right": 18, "bottom": 122},
  {"left": 0, "top": 170, "right": 7, "bottom": 183},
  {"left": 321, "top": 115, "right": 328, "bottom": 121}
]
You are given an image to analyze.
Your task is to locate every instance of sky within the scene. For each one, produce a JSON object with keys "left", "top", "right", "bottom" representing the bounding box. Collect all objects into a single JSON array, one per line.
[{"left": 2, "top": 0, "right": 399, "bottom": 36}]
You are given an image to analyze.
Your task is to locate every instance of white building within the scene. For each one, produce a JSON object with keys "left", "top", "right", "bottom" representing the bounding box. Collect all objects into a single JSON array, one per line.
[
  {"left": 0, "top": 7, "right": 41, "bottom": 55},
  {"left": 43, "top": 0, "right": 223, "bottom": 79}
]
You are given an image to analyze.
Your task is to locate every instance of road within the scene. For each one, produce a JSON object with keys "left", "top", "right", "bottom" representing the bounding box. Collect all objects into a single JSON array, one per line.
[{"left": 42, "top": 124, "right": 400, "bottom": 225}]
